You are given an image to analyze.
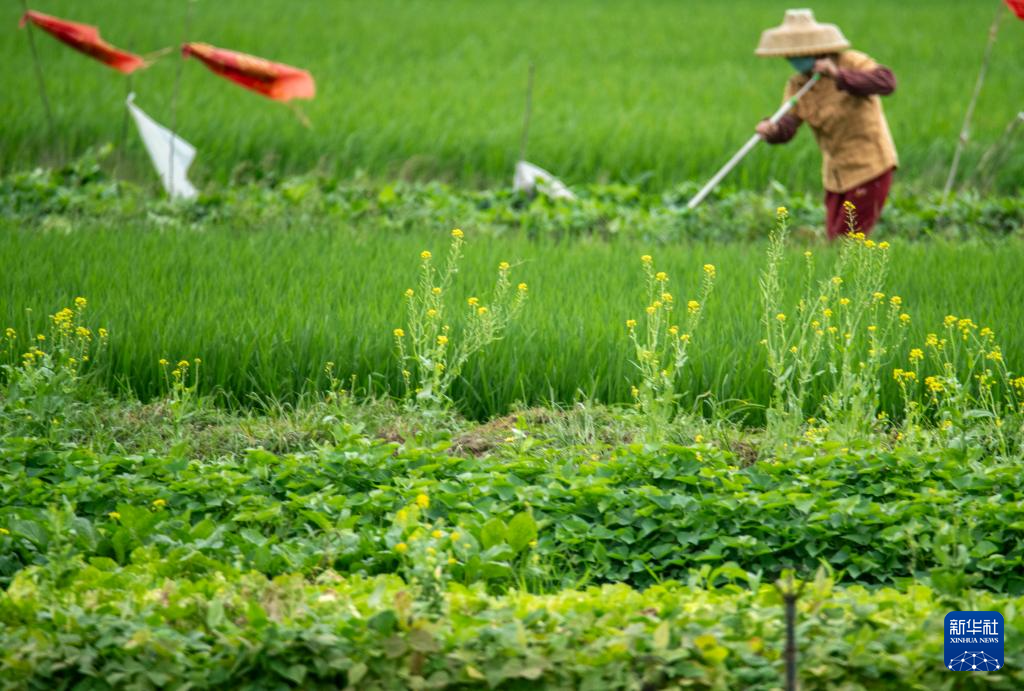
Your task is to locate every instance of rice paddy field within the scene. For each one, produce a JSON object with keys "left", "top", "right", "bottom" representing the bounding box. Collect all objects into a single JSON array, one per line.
[
  {"left": 3, "top": 1, "right": 1024, "bottom": 689},
  {"left": 2, "top": 0, "right": 1024, "bottom": 190}
]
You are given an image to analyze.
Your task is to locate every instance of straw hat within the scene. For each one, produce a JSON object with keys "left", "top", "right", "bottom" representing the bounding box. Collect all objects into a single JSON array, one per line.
[{"left": 755, "top": 9, "right": 850, "bottom": 57}]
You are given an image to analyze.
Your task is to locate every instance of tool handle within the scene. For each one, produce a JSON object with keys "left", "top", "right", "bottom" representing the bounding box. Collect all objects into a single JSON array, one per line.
[{"left": 687, "top": 73, "right": 820, "bottom": 210}]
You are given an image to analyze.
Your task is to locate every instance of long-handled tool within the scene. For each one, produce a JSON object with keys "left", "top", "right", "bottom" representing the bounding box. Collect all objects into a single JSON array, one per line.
[{"left": 687, "top": 73, "right": 820, "bottom": 210}]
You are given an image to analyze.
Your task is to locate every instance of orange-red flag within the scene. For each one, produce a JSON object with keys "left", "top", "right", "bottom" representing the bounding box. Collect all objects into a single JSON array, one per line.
[
  {"left": 182, "top": 43, "right": 315, "bottom": 101},
  {"left": 1006, "top": 0, "right": 1024, "bottom": 19},
  {"left": 19, "top": 10, "right": 145, "bottom": 74}
]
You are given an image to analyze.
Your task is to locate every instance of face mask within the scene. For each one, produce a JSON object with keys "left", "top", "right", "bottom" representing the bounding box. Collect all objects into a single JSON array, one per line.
[{"left": 787, "top": 56, "right": 816, "bottom": 73}]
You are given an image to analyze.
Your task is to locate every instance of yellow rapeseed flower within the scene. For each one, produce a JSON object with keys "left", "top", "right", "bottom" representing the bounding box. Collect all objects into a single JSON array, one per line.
[
  {"left": 405, "top": 288, "right": 414, "bottom": 298},
  {"left": 900, "top": 313, "right": 911, "bottom": 324},
  {"left": 909, "top": 348, "right": 924, "bottom": 362},
  {"left": 177, "top": 360, "right": 189, "bottom": 368},
  {"left": 873, "top": 292, "right": 885, "bottom": 301},
  {"left": 839, "top": 298, "right": 850, "bottom": 306},
  {"left": 437, "top": 335, "right": 448, "bottom": 346},
  {"left": 421, "top": 250, "right": 432, "bottom": 260},
  {"left": 477, "top": 306, "right": 488, "bottom": 315},
  {"left": 393, "top": 328, "right": 404, "bottom": 338},
  {"left": 668, "top": 325, "right": 678, "bottom": 335},
  {"left": 108, "top": 511, "right": 121, "bottom": 520},
  {"left": 499, "top": 261, "right": 510, "bottom": 271},
  {"left": 451, "top": 228, "right": 464, "bottom": 239},
  {"left": 432, "top": 287, "right": 442, "bottom": 295},
  {"left": 646, "top": 305, "right": 656, "bottom": 315},
  {"left": 36, "top": 334, "right": 45, "bottom": 342},
  {"left": 159, "top": 358, "right": 169, "bottom": 366},
  {"left": 831, "top": 276, "right": 843, "bottom": 286},
  {"left": 925, "top": 376, "right": 944, "bottom": 393},
  {"left": 867, "top": 325, "right": 877, "bottom": 333},
  {"left": 467, "top": 297, "right": 479, "bottom": 306},
  {"left": 661, "top": 292, "right": 673, "bottom": 302},
  {"left": 890, "top": 296, "right": 902, "bottom": 307},
  {"left": 987, "top": 348, "right": 1003, "bottom": 362},
  {"left": 680, "top": 334, "right": 691, "bottom": 343},
  {"left": 630, "top": 386, "right": 640, "bottom": 398},
  {"left": 75, "top": 297, "right": 87, "bottom": 309},
  {"left": 518, "top": 283, "right": 528, "bottom": 292},
  {"left": 843, "top": 201, "right": 856, "bottom": 211},
  {"left": 823, "top": 308, "right": 833, "bottom": 318},
  {"left": 777, "top": 206, "right": 788, "bottom": 217},
  {"left": 879, "top": 241, "right": 890, "bottom": 249},
  {"left": 152, "top": 499, "right": 167, "bottom": 508},
  {"left": 450, "top": 531, "right": 460, "bottom": 541},
  {"left": 626, "top": 319, "right": 636, "bottom": 329},
  {"left": 925, "top": 333, "right": 939, "bottom": 347},
  {"left": 395, "top": 542, "right": 408, "bottom": 554},
  {"left": 4, "top": 328, "right": 15, "bottom": 339},
  {"left": 775, "top": 313, "right": 786, "bottom": 322},
  {"left": 431, "top": 529, "right": 444, "bottom": 539},
  {"left": 790, "top": 346, "right": 798, "bottom": 353},
  {"left": 416, "top": 493, "right": 430, "bottom": 509},
  {"left": 687, "top": 300, "right": 700, "bottom": 314},
  {"left": 655, "top": 271, "right": 668, "bottom": 282},
  {"left": 98, "top": 328, "right": 108, "bottom": 339},
  {"left": 427, "top": 308, "right": 438, "bottom": 318},
  {"left": 641, "top": 255, "right": 652, "bottom": 264},
  {"left": 703, "top": 264, "right": 716, "bottom": 278},
  {"left": 804, "top": 251, "right": 812, "bottom": 258},
  {"left": 944, "top": 315, "right": 957, "bottom": 328},
  {"left": 0, "top": 528, "right": 8, "bottom": 536}
]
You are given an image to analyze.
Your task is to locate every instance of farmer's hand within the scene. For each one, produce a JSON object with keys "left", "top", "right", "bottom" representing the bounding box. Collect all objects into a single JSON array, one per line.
[
  {"left": 755, "top": 119, "right": 776, "bottom": 138},
  {"left": 814, "top": 58, "right": 839, "bottom": 78}
]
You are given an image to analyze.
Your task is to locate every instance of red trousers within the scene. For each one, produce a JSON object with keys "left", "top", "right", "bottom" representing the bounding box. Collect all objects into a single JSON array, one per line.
[{"left": 825, "top": 168, "right": 894, "bottom": 240}]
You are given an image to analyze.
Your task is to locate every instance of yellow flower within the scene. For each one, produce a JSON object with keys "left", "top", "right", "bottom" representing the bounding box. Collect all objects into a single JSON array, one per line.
[
  {"left": 900, "top": 313, "right": 911, "bottom": 324},
  {"left": 405, "top": 288, "right": 414, "bottom": 298},
  {"left": 0, "top": 528, "right": 8, "bottom": 536},
  {"left": 839, "top": 298, "right": 850, "bottom": 306},
  {"left": 804, "top": 251, "right": 812, "bottom": 259},
  {"left": 467, "top": 297, "right": 479, "bottom": 306},
  {"left": 416, "top": 493, "right": 430, "bottom": 509},
  {"left": 427, "top": 308, "right": 438, "bottom": 318},
  {"left": 909, "top": 348, "right": 924, "bottom": 362},
  {"left": 477, "top": 306, "right": 488, "bottom": 315},
  {"left": 431, "top": 529, "right": 444, "bottom": 539},
  {"left": 432, "top": 287, "right": 442, "bottom": 295},
  {"left": 980, "top": 327, "right": 994, "bottom": 338},
  {"left": 986, "top": 348, "right": 1003, "bottom": 362},
  {"left": 776, "top": 206, "right": 788, "bottom": 217},
  {"left": 652, "top": 301, "right": 663, "bottom": 310},
  {"left": 661, "top": 292, "right": 673, "bottom": 302},
  {"left": 879, "top": 241, "right": 890, "bottom": 249},
  {"left": 680, "top": 334, "right": 691, "bottom": 343},
  {"left": 98, "top": 328, "right": 108, "bottom": 339},
  {"left": 645, "top": 305, "right": 656, "bottom": 315},
  {"left": 450, "top": 531, "right": 460, "bottom": 541},
  {"left": 393, "top": 328, "right": 404, "bottom": 338},
  {"left": 194, "top": 358, "right": 201, "bottom": 365},
  {"left": 831, "top": 276, "right": 843, "bottom": 286},
  {"left": 789, "top": 346, "right": 798, "bottom": 353},
  {"left": 518, "top": 283, "right": 528, "bottom": 292},
  {"left": 925, "top": 333, "right": 939, "bottom": 347},
  {"left": 703, "top": 264, "right": 716, "bottom": 277},
  {"left": 640, "top": 254, "right": 653, "bottom": 264},
  {"left": 76, "top": 326, "right": 91, "bottom": 339},
  {"left": 925, "top": 376, "right": 944, "bottom": 393},
  {"left": 668, "top": 325, "right": 679, "bottom": 335},
  {"left": 687, "top": 300, "right": 700, "bottom": 314},
  {"left": 655, "top": 271, "right": 668, "bottom": 282},
  {"left": 867, "top": 325, "right": 877, "bottom": 333},
  {"left": 74, "top": 297, "right": 87, "bottom": 309},
  {"left": 626, "top": 319, "right": 637, "bottom": 329},
  {"left": 177, "top": 360, "right": 189, "bottom": 368},
  {"left": 823, "top": 308, "right": 833, "bottom": 318},
  {"left": 872, "top": 292, "right": 885, "bottom": 301},
  {"left": 499, "top": 261, "right": 510, "bottom": 271},
  {"left": 864, "top": 240, "right": 875, "bottom": 248},
  {"left": 775, "top": 313, "right": 786, "bottom": 322},
  {"left": 152, "top": 499, "right": 167, "bottom": 508},
  {"left": 4, "top": 328, "right": 14, "bottom": 339},
  {"left": 159, "top": 358, "right": 169, "bottom": 366},
  {"left": 451, "top": 228, "right": 464, "bottom": 239},
  {"left": 843, "top": 200, "right": 856, "bottom": 211},
  {"left": 420, "top": 250, "right": 432, "bottom": 260},
  {"left": 630, "top": 386, "right": 640, "bottom": 398},
  {"left": 437, "top": 335, "right": 448, "bottom": 346},
  {"left": 36, "top": 334, "right": 45, "bottom": 342},
  {"left": 108, "top": 511, "right": 121, "bottom": 520},
  {"left": 448, "top": 556, "right": 457, "bottom": 565},
  {"left": 943, "top": 315, "right": 957, "bottom": 328},
  {"left": 395, "top": 542, "right": 408, "bottom": 554},
  {"left": 889, "top": 296, "right": 902, "bottom": 307}
]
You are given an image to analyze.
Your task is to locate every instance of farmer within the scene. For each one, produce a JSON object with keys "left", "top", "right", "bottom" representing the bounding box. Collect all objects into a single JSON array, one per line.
[{"left": 754, "top": 9, "right": 898, "bottom": 240}]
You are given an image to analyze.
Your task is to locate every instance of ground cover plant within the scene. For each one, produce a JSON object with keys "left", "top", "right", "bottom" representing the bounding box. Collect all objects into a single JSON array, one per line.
[{"left": 3, "top": 1, "right": 1024, "bottom": 190}]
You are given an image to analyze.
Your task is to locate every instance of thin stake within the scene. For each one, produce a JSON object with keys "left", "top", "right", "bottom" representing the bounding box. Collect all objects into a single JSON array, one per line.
[
  {"left": 20, "top": 0, "right": 56, "bottom": 139},
  {"left": 169, "top": 1, "right": 195, "bottom": 199},
  {"left": 775, "top": 573, "right": 807, "bottom": 691},
  {"left": 116, "top": 74, "right": 133, "bottom": 175},
  {"left": 518, "top": 62, "right": 535, "bottom": 163},
  {"left": 974, "top": 111, "right": 1024, "bottom": 188},
  {"left": 943, "top": 3, "right": 1007, "bottom": 200}
]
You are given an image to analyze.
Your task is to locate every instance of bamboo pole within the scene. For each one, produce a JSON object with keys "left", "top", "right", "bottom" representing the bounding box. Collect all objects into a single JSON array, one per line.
[
  {"left": 518, "top": 62, "right": 535, "bottom": 163},
  {"left": 943, "top": 3, "right": 1007, "bottom": 200}
]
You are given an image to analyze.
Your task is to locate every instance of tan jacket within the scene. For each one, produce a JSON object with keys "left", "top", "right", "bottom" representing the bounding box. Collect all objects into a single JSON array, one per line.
[{"left": 785, "top": 50, "right": 898, "bottom": 193}]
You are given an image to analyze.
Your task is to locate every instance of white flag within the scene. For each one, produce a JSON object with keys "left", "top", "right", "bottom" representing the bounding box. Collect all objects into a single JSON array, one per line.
[
  {"left": 514, "top": 160, "right": 576, "bottom": 201},
  {"left": 126, "top": 93, "right": 197, "bottom": 200}
]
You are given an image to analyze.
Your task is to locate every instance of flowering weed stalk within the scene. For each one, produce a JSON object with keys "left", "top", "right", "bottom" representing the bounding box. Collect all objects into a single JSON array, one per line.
[
  {"left": 159, "top": 357, "right": 203, "bottom": 421},
  {"left": 761, "top": 205, "right": 908, "bottom": 443},
  {"left": 394, "top": 229, "right": 527, "bottom": 408},
  {"left": 626, "top": 254, "right": 715, "bottom": 438}
]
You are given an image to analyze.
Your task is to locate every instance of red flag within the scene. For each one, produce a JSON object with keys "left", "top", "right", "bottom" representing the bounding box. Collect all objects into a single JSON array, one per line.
[
  {"left": 19, "top": 10, "right": 145, "bottom": 74},
  {"left": 182, "top": 43, "right": 315, "bottom": 102},
  {"left": 1006, "top": 0, "right": 1024, "bottom": 19}
]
